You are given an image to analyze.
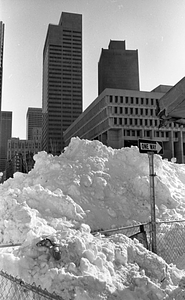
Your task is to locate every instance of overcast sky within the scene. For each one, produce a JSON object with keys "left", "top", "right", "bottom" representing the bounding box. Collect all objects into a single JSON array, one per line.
[{"left": 1, "top": 0, "right": 185, "bottom": 139}]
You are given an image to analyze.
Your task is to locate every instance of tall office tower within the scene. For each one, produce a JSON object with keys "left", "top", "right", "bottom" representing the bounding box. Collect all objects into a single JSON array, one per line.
[
  {"left": 42, "top": 12, "right": 82, "bottom": 154},
  {"left": 26, "top": 107, "right": 42, "bottom": 140},
  {"left": 98, "top": 40, "right": 140, "bottom": 95},
  {"left": 0, "top": 21, "right": 4, "bottom": 111},
  {"left": 0, "top": 111, "right": 12, "bottom": 172}
]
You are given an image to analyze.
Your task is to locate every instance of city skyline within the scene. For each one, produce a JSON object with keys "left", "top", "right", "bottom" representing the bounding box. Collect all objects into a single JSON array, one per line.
[{"left": 1, "top": 0, "right": 185, "bottom": 139}]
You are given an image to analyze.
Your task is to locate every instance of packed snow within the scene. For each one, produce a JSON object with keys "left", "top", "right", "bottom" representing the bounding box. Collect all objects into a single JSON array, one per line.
[{"left": 1, "top": 137, "right": 185, "bottom": 299}]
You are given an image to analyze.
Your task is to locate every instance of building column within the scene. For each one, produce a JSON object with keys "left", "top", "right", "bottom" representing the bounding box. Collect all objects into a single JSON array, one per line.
[
  {"left": 107, "top": 129, "right": 122, "bottom": 149},
  {"left": 119, "top": 128, "right": 124, "bottom": 148},
  {"left": 176, "top": 130, "right": 184, "bottom": 163},
  {"left": 164, "top": 130, "right": 174, "bottom": 161}
]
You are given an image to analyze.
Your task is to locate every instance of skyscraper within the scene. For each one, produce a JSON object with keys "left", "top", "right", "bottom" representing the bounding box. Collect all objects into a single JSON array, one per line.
[
  {"left": 0, "top": 111, "right": 12, "bottom": 172},
  {"left": 0, "top": 22, "right": 12, "bottom": 173},
  {"left": 26, "top": 107, "right": 42, "bottom": 140},
  {"left": 0, "top": 21, "right": 4, "bottom": 111},
  {"left": 42, "top": 12, "right": 82, "bottom": 154},
  {"left": 98, "top": 40, "right": 140, "bottom": 95}
]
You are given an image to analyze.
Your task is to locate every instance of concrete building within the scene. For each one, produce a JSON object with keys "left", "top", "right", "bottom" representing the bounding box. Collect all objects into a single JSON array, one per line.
[
  {"left": 32, "top": 127, "right": 42, "bottom": 143},
  {"left": 7, "top": 137, "right": 42, "bottom": 175},
  {"left": 42, "top": 12, "right": 82, "bottom": 154},
  {"left": 0, "top": 21, "right": 4, "bottom": 111},
  {"left": 0, "top": 111, "right": 12, "bottom": 171},
  {"left": 64, "top": 87, "right": 185, "bottom": 163},
  {"left": 26, "top": 107, "right": 42, "bottom": 140},
  {"left": 98, "top": 40, "right": 140, "bottom": 95}
]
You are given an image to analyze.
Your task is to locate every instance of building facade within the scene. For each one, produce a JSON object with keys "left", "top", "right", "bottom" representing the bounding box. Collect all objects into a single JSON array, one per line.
[
  {"left": 42, "top": 12, "right": 82, "bottom": 154},
  {"left": 98, "top": 40, "right": 140, "bottom": 95},
  {"left": 64, "top": 87, "right": 185, "bottom": 163},
  {"left": 6, "top": 137, "right": 42, "bottom": 176},
  {"left": 0, "top": 111, "right": 12, "bottom": 171},
  {"left": 32, "top": 127, "right": 42, "bottom": 143},
  {"left": 26, "top": 107, "right": 42, "bottom": 140},
  {"left": 0, "top": 21, "right": 4, "bottom": 111}
]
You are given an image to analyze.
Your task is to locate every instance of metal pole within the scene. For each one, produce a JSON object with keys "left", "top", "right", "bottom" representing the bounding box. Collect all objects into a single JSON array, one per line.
[{"left": 148, "top": 152, "right": 157, "bottom": 253}]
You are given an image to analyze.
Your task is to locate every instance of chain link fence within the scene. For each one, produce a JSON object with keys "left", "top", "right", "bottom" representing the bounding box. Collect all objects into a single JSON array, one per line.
[
  {"left": 93, "top": 220, "right": 185, "bottom": 265},
  {"left": 0, "top": 270, "right": 64, "bottom": 300},
  {"left": 156, "top": 220, "right": 185, "bottom": 265},
  {"left": 1, "top": 220, "right": 185, "bottom": 298}
]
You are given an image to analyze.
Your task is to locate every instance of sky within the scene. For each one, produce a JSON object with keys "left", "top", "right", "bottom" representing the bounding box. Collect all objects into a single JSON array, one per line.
[{"left": 0, "top": 0, "right": 185, "bottom": 139}]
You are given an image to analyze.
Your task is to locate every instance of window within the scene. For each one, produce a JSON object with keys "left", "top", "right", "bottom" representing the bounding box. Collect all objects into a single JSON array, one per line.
[
  {"left": 174, "top": 132, "right": 178, "bottom": 138},
  {"left": 130, "top": 97, "right": 134, "bottom": 104},
  {"left": 155, "top": 131, "right": 159, "bottom": 137},
  {"left": 124, "top": 118, "right": 127, "bottom": 125},
  {"left": 145, "top": 130, "right": 150, "bottom": 137},
  {"left": 110, "top": 96, "right": 113, "bottom": 103},
  {"left": 120, "top": 96, "right": 123, "bottom": 103},
  {"left": 129, "top": 118, "right": 133, "bottom": 125},
  {"left": 125, "top": 97, "right": 129, "bottom": 104},
  {"left": 125, "top": 107, "right": 128, "bottom": 114},
  {"left": 115, "top": 96, "right": 118, "bottom": 103},
  {"left": 120, "top": 107, "right": 123, "bottom": 114},
  {"left": 151, "top": 99, "right": 154, "bottom": 105},
  {"left": 137, "top": 130, "right": 141, "bottom": 137},
  {"left": 114, "top": 107, "right": 118, "bottom": 114},
  {"left": 146, "top": 98, "right": 149, "bottom": 105},
  {"left": 136, "top": 97, "right": 139, "bottom": 104},
  {"left": 141, "top": 98, "right": 144, "bottom": 105},
  {"left": 140, "top": 108, "right": 143, "bottom": 115},
  {"left": 130, "top": 108, "right": 133, "bottom": 114}
]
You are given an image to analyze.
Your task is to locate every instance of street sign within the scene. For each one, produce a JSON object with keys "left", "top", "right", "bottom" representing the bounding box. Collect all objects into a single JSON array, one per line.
[
  {"left": 138, "top": 139, "right": 162, "bottom": 253},
  {"left": 138, "top": 139, "right": 163, "bottom": 155}
]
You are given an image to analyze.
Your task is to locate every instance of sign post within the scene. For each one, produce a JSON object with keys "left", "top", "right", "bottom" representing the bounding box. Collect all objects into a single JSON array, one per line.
[
  {"left": 138, "top": 139, "right": 163, "bottom": 254},
  {"left": 148, "top": 152, "right": 157, "bottom": 253}
]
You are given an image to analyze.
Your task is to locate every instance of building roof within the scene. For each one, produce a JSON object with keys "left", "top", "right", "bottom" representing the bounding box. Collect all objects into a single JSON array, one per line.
[{"left": 156, "top": 77, "right": 185, "bottom": 125}]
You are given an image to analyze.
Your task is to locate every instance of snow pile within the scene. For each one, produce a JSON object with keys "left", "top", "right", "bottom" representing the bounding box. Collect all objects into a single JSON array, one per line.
[{"left": 1, "top": 137, "right": 185, "bottom": 299}]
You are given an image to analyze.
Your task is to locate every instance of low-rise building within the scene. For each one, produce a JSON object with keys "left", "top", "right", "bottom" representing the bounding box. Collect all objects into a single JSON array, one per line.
[
  {"left": 64, "top": 87, "right": 185, "bottom": 163},
  {"left": 6, "top": 138, "right": 42, "bottom": 176}
]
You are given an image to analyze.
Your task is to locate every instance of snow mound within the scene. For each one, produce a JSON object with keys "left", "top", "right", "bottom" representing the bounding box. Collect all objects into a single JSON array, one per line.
[{"left": 1, "top": 137, "right": 185, "bottom": 299}]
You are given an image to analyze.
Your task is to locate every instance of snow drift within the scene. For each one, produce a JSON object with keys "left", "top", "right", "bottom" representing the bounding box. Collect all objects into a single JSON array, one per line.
[{"left": 1, "top": 137, "right": 185, "bottom": 299}]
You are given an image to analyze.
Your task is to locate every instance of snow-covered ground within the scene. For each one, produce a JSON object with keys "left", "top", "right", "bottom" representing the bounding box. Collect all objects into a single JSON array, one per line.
[{"left": 1, "top": 137, "right": 185, "bottom": 299}]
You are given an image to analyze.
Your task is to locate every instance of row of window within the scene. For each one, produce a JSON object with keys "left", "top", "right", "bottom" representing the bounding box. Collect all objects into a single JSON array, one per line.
[
  {"left": 63, "top": 43, "right": 81, "bottom": 48},
  {"left": 8, "top": 143, "right": 40, "bottom": 149},
  {"left": 123, "top": 130, "right": 171, "bottom": 139},
  {"left": 63, "top": 49, "right": 81, "bottom": 54},
  {"left": 62, "top": 69, "right": 81, "bottom": 73},
  {"left": 109, "top": 95, "right": 157, "bottom": 106},
  {"left": 62, "top": 63, "right": 82, "bottom": 68},
  {"left": 63, "top": 29, "right": 81, "bottom": 34},
  {"left": 113, "top": 117, "right": 159, "bottom": 127},
  {"left": 63, "top": 53, "right": 81, "bottom": 58},
  {"left": 111, "top": 106, "right": 156, "bottom": 117}
]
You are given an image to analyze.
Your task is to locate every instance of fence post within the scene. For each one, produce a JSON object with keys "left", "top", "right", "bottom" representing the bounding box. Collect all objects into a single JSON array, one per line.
[{"left": 148, "top": 152, "right": 157, "bottom": 254}]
